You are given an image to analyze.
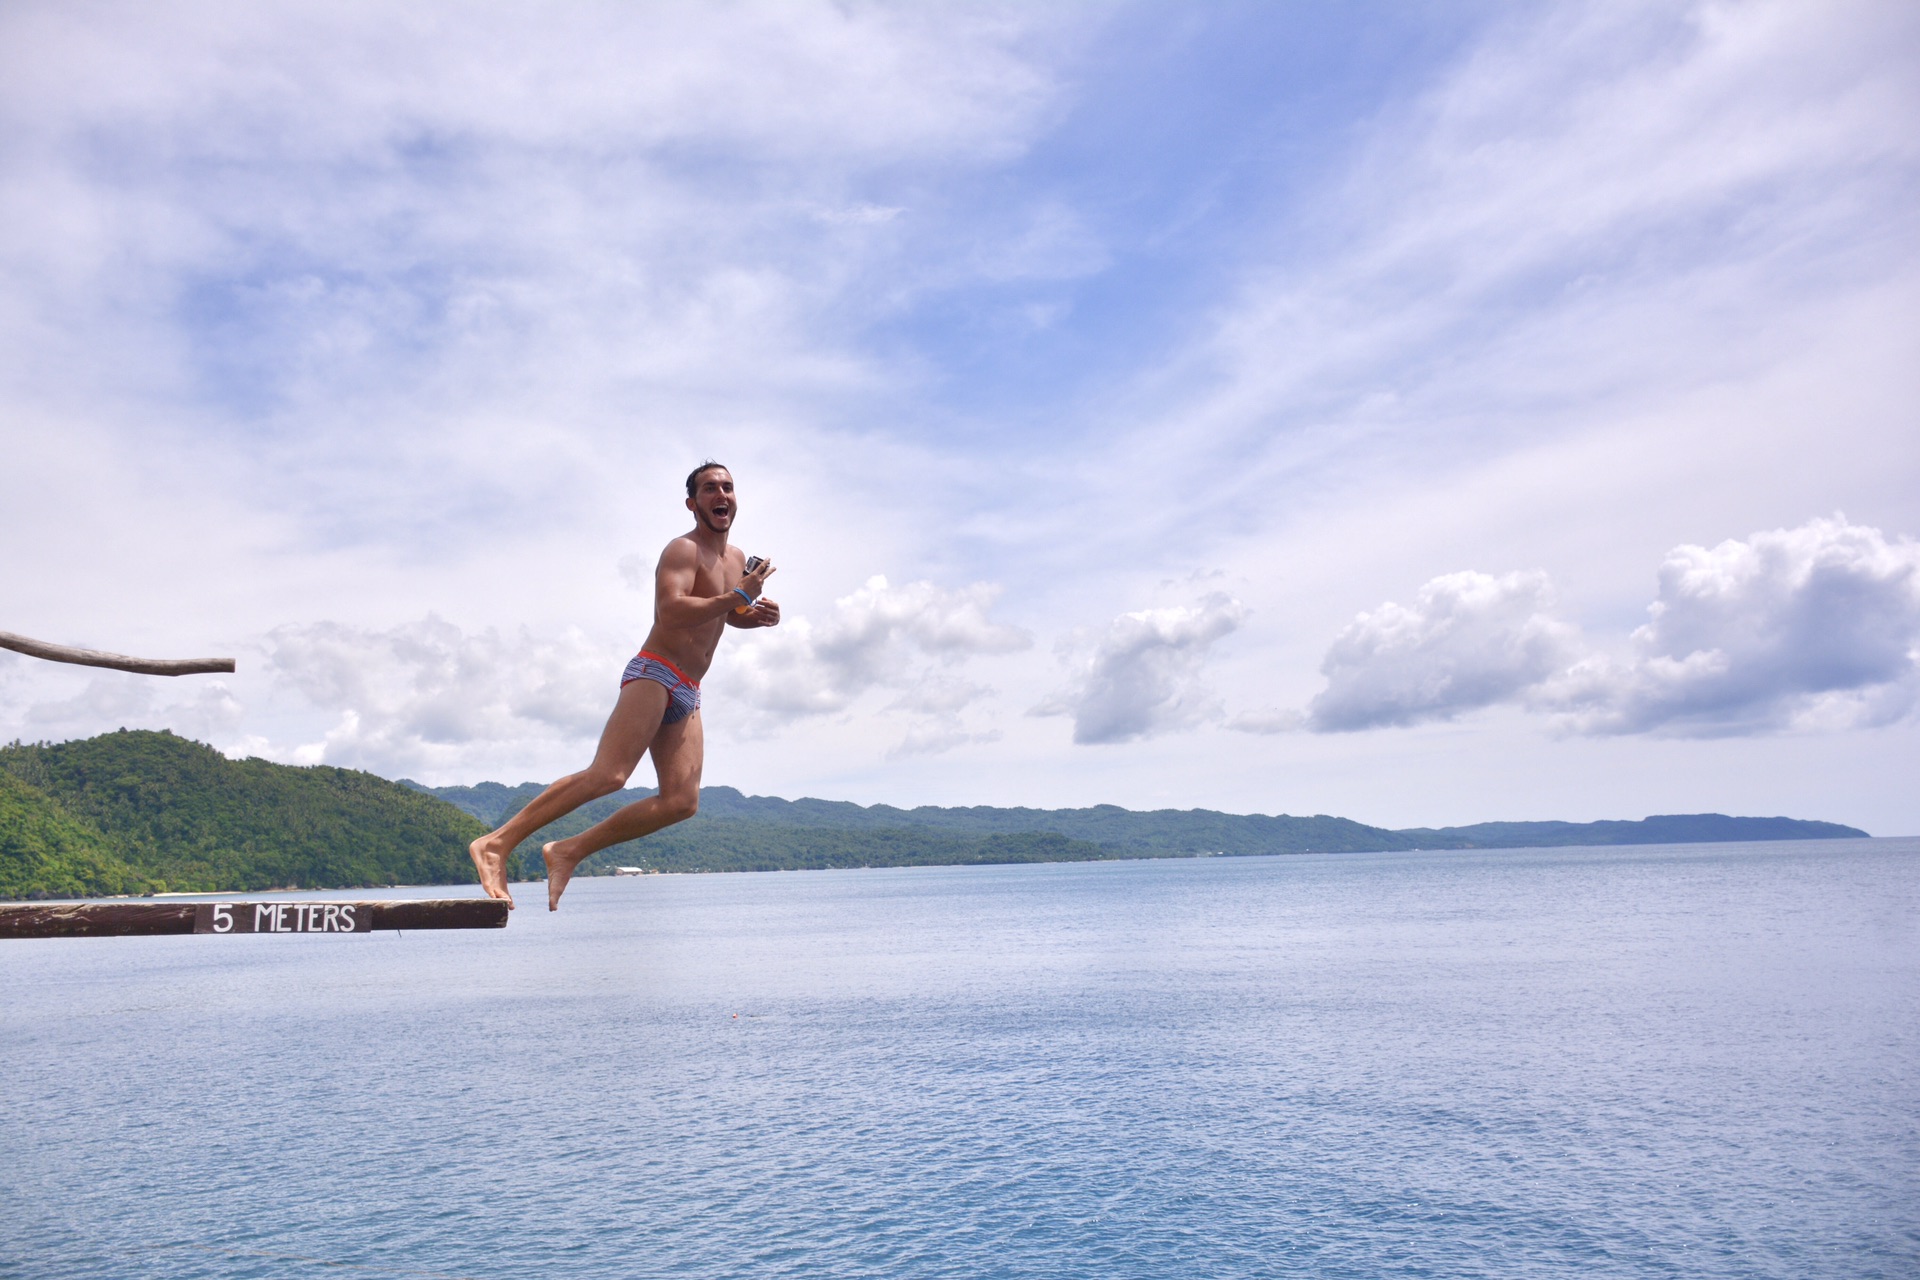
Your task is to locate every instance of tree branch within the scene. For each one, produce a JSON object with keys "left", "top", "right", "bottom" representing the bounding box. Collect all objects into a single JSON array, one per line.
[{"left": 0, "top": 630, "right": 236, "bottom": 677}]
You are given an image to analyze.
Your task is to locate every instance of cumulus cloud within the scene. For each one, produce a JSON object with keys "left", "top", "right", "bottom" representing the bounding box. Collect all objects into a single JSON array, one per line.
[
  {"left": 1226, "top": 708, "right": 1305, "bottom": 735},
  {"left": 1037, "top": 593, "right": 1247, "bottom": 745},
  {"left": 1550, "top": 516, "right": 1920, "bottom": 735},
  {"left": 618, "top": 555, "right": 653, "bottom": 592},
  {"left": 0, "top": 0, "right": 1078, "bottom": 575},
  {"left": 1289, "top": 518, "right": 1920, "bottom": 738},
  {"left": 19, "top": 674, "right": 244, "bottom": 744},
  {"left": 261, "top": 616, "right": 615, "bottom": 775},
  {"left": 719, "top": 575, "right": 1029, "bottom": 752},
  {"left": 1306, "top": 571, "right": 1579, "bottom": 732}
]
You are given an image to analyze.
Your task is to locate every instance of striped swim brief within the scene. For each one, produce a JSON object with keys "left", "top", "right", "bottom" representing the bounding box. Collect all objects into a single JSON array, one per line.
[{"left": 620, "top": 651, "right": 702, "bottom": 725}]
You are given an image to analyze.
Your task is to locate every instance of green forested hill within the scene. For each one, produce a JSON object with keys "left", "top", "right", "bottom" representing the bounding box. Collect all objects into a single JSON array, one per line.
[
  {"left": 0, "top": 730, "right": 486, "bottom": 896},
  {"left": 0, "top": 768, "right": 156, "bottom": 899},
  {"left": 0, "top": 730, "right": 1873, "bottom": 900},
  {"left": 409, "top": 781, "right": 1117, "bottom": 875},
  {"left": 1393, "top": 814, "right": 1869, "bottom": 847},
  {"left": 412, "top": 778, "right": 1870, "bottom": 879}
]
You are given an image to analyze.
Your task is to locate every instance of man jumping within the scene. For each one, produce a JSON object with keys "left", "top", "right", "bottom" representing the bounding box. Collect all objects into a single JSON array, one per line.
[{"left": 467, "top": 461, "right": 779, "bottom": 910}]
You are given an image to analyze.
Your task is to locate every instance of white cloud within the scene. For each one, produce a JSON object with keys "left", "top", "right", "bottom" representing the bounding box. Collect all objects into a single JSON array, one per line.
[
  {"left": 810, "top": 202, "right": 905, "bottom": 227},
  {"left": 718, "top": 575, "right": 1029, "bottom": 751},
  {"left": 618, "top": 555, "right": 653, "bottom": 593},
  {"left": 1226, "top": 708, "right": 1305, "bottom": 736},
  {"left": 18, "top": 674, "right": 244, "bottom": 744},
  {"left": 23, "top": 675, "right": 159, "bottom": 731},
  {"left": 259, "top": 616, "right": 616, "bottom": 776},
  {"left": 1290, "top": 518, "right": 1920, "bottom": 739},
  {"left": 888, "top": 721, "right": 1001, "bottom": 761},
  {"left": 1550, "top": 516, "right": 1920, "bottom": 735},
  {"left": 1037, "top": 593, "right": 1247, "bottom": 745},
  {"left": 1306, "top": 571, "right": 1579, "bottom": 732},
  {"left": 0, "top": 0, "right": 1076, "bottom": 565},
  {"left": 1048, "top": 0, "right": 1920, "bottom": 582}
]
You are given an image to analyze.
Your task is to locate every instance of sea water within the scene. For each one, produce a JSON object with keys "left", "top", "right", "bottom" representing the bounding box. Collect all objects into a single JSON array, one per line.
[{"left": 2, "top": 838, "right": 1916, "bottom": 1279}]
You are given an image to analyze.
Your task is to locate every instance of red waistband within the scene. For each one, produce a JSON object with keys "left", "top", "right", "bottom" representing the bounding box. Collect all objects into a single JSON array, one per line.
[{"left": 637, "top": 650, "right": 699, "bottom": 687}]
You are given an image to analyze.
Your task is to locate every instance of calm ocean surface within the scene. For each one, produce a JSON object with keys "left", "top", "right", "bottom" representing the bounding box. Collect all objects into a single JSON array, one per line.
[{"left": 3, "top": 838, "right": 1916, "bottom": 1279}]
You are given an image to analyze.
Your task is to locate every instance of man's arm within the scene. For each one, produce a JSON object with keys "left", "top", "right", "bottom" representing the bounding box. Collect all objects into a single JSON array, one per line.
[{"left": 653, "top": 541, "right": 775, "bottom": 630}]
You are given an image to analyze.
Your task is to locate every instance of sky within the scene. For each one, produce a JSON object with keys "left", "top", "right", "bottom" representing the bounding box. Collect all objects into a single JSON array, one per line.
[{"left": 2, "top": 0, "right": 1916, "bottom": 833}]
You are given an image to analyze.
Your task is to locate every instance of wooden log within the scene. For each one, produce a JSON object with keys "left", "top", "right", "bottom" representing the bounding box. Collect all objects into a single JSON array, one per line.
[
  {"left": 0, "top": 898, "right": 509, "bottom": 939},
  {"left": 0, "top": 902, "right": 198, "bottom": 938},
  {"left": 0, "top": 629, "right": 235, "bottom": 677}
]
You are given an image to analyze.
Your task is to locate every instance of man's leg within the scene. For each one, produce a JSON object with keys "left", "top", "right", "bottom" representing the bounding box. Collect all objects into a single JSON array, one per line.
[
  {"left": 542, "top": 708, "right": 703, "bottom": 911},
  {"left": 468, "top": 677, "right": 672, "bottom": 907}
]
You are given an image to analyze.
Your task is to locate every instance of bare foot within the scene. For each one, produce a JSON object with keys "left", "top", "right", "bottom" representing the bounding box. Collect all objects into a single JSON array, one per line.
[
  {"left": 543, "top": 840, "right": 586, "bottom": 912},
  {"left": 468, "top": 835, "right": 516, "bottom": 909}
]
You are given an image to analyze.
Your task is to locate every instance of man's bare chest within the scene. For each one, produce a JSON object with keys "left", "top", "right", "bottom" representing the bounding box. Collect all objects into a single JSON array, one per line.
[{"left": 690, "top": 552, "right": 740, "bottom": 598}]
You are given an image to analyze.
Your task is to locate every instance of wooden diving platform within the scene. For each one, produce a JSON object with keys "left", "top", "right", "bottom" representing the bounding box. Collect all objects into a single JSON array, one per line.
[{"left": 0, "top": 898, "right": 510, "bottom": 939}]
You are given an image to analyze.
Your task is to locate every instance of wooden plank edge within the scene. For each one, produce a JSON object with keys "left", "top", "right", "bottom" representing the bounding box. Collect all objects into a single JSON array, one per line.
[
  {"left": 0, "top": 902, "right": 196, "bottom": 938},
  {"left": 0, "top": 898, "right": 509, "bottom": 939},
  {"left": 368, "top": 899, "right": 511, "bottom": 931}
]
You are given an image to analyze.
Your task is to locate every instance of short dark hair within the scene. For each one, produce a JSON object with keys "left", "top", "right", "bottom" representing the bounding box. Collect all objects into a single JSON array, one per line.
[{"left": 685, "top": 460, "right": 730, "bottom": 498}]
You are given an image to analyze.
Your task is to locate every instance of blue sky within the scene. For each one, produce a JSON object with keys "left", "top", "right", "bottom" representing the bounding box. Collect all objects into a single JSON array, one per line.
[{"left": 3, "top": 0, "right": 1917, "bottom": 833}]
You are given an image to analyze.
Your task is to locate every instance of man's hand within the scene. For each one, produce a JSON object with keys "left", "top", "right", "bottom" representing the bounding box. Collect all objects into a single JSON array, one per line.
[
  {"left": 740, "top": 597, "right": 780, "bottom": 628},
  {"left": 740, "top": 557, "right": 776, "bottom": 600}
]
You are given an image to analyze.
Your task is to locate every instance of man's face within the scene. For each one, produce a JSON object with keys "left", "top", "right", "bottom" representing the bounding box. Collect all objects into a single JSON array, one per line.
[{"left": 688, "top": 469, "right": 736, "bottom": 532}]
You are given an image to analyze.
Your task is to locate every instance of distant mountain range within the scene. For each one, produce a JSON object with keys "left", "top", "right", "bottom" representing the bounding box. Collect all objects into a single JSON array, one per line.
[
  {"left": 0, "top": 730, "right": 1872, "bottom": 899},
  {"left": 408, "top": 778, "right": 1870, "bottom": 878}
]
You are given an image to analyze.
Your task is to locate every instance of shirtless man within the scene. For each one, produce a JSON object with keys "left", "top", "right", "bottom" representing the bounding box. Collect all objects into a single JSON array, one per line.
[{"left": 467, "top": 461, "right": 779, "bottom": 910}]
